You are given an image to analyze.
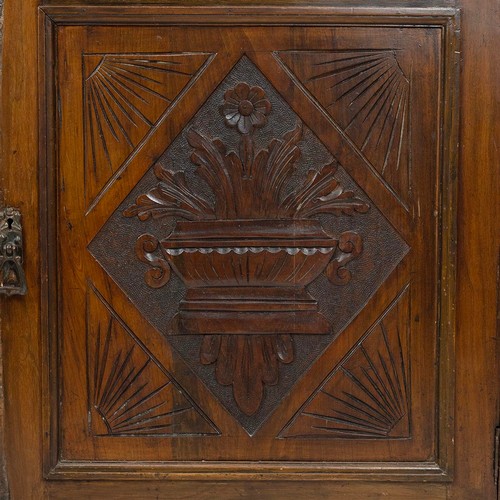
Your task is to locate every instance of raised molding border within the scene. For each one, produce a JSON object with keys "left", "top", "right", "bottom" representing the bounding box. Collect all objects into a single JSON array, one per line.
[{"left": 38, "top": 4, "right": 460, "bottom": 482}]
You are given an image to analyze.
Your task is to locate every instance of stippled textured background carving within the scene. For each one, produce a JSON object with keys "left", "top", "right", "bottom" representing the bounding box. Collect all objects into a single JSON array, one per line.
[{"left": 89, "top": 57, "right": 409, "bottom": 434}]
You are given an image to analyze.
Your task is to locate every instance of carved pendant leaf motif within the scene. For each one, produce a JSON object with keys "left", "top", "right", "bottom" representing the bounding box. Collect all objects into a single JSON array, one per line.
[
  {"left": 200, "top": 334, "right": 294, "bottom": 416},
  {"left": 124, "top": 81, "right": 371, "bottom": 416}
]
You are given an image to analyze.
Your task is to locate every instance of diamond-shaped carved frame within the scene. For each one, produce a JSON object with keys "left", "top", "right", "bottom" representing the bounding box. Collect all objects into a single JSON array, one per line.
[{"left": 89, "top": 56, "right": 409, "bottom": 434}]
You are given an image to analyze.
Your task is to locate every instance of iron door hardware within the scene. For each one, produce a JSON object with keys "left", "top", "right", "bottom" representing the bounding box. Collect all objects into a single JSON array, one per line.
[{"left": 0, "top": 207, "right": 27, "bottom": 296}]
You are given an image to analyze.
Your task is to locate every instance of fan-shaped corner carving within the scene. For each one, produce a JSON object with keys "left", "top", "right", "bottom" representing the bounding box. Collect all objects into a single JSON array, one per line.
[
  {"left": 89, "top": 56, "right": 410, "bottom": 432},
  {"left": 83, "top": 52, "right": 214, "bottom": 209},
  {"left": 275, "top": 50, "right": 411, "bottom": 209},
  {"left": 87, "top": 284, "right": 219, "bottom": 437},
  {"left": 279, "top": 285, "right": 410, "bottom": 439}
]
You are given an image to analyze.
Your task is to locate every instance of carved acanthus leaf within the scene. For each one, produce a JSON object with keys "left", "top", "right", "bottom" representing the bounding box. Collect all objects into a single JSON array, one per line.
[
  {"left": 279, "top": 162, "right": 370, "bottom": 218},
  {"left": 123, "top": 162, "right": 215, "bottom": 221},
  {"left": 255, "top": 123, "right": 303, "bottom": 217},
  {"left": 125, "top": 98, "right": 370, "bottom": 223},
  {"left": 187, "top": 129, "right": 239, "bottom": 219}
]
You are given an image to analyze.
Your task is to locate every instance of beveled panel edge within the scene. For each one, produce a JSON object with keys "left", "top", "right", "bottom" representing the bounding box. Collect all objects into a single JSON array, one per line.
[
  {"left": 46, "top": 460, "right": 449, "bottom": 482},
  {"left": 38, "top": 9, "right": 60, "bottom": 479},
  {"left": 435, "top": 9, "right": 460, "bottom": 481},
  {"left": 40, "top": 0, "right": 456, "bottom": 7},
  {"left": 39, "top": 4, "right": 458, "bottom": 27},
  {"left": 38, "top": 7, "right": 460, "bottom": 481}
]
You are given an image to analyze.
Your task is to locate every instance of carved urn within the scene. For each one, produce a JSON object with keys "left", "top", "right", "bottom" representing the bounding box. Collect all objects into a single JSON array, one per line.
[
  {"left": 161, "top": 219, "right": 337, "bottom": 336},
  {"left": 124, "top": 82, "right": 369, "bottom": 415}
]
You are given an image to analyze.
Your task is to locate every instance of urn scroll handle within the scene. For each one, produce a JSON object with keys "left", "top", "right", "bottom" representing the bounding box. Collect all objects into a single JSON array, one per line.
[{"left": 324, "top": 231, "right": 363, "bottom": 286}]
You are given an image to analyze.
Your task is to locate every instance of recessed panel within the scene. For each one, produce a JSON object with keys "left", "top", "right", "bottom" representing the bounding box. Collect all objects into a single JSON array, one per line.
[{"left": 50, "top": 19, "right": 448, "bottom": 473}]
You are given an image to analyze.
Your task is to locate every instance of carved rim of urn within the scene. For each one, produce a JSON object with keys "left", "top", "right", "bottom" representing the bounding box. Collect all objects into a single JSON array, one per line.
[{"left": 159, "top": 218, "right": 338, "bottom": 288}]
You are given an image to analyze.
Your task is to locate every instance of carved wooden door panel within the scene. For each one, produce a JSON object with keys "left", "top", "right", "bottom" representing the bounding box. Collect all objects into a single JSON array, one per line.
[
  {"left": 33, "top": 4, "right": 459, "bottom": 493},
  {"left": 41, "top": 10, "right": 458, "bottom": 476}
]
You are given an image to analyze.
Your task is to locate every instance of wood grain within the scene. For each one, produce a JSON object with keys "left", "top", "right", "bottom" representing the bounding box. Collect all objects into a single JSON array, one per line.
[
  {"left": 0, "top": 0, "right": 497, "bottom": 499},
  {"left": 452, "top": 0, "right": 500, "bottom": 497},
  {"left": 46, "top": 481, "right": 448, "bottom": 500},
  {"left": 280, "top": 285, "right": 410, "bottom": 439},
  {"left": 1, "top": 0, "right": 44, "bottom": 497},
  {"left": 0, "top": 1, "right": 8, "bottom": 496},
  {"left": 51, "top": 18, "right": 441, "bottom": 467}
]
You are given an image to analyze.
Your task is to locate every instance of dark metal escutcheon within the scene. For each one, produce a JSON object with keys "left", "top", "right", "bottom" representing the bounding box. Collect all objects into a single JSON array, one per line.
[{"left": 0, "top": 207, "right": 27, "bottom": 296}]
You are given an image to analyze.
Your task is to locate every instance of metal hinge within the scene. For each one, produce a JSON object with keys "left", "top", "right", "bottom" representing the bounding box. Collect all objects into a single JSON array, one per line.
[
  {"left": 0, "top": 207, "right": 27, "bottom": 296},
  {"left": 495, "top": 426, "right": 500, "bottom": 486}
]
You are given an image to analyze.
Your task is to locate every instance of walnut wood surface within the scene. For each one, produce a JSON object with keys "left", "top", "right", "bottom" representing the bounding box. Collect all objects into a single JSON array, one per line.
[
  {"left": 51, "top": 18, "right": 438, "bottom": 464},
  {"left": 0, "top": 1, "right": 498, "bottom": 499}
]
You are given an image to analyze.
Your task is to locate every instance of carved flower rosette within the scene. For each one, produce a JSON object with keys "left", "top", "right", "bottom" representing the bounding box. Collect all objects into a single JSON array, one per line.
[{"left": 124, "top": 82, "right": 370, "bottom": 415}]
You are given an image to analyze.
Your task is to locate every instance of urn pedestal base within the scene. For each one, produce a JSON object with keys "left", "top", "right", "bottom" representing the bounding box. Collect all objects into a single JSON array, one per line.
[{"left": 168, "top": 286, "right": 330, "bottom": 335}]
